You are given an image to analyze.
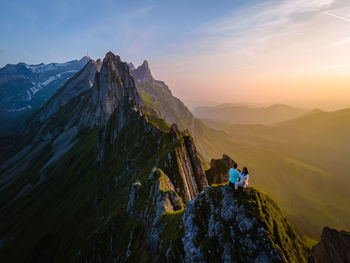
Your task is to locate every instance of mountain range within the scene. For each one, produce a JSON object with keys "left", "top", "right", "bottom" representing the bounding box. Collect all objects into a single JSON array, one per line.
[
  {"left": 0, "top": 52, "right": 313, "bottom": 262},
  {"left": 0, "top": 56, "right": 90, "bottom": 135},
  {"left": 2, "top": 52, "right": 348, "bottom": 241},
  {"left": 0, "top": 51, "right": 348, "bottom": 262},
  {"left": 193, "top": 103, "right": 309, "bottom": 126}
]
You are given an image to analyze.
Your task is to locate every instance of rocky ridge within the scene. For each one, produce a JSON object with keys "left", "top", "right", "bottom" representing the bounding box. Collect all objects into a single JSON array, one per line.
[{"left": 0, "top": 52, "right": 310, "bottom": 262}]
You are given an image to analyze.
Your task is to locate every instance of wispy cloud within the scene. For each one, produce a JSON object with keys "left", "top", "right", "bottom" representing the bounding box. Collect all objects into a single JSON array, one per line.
[
  {"left": 163, "top": 0, "right": 349, "bottom": 67},
  {"left": 125, "top": 3, "right": 155, "bottom": 18},
  {"left": 335, "top": 37, "right": 350, "bottom": 46},
  {"left": 320, "top": 11, "right": 350, "bottom": 22},
  {"left": 155, "top": 0, "right": 350, "bottom": 105}
]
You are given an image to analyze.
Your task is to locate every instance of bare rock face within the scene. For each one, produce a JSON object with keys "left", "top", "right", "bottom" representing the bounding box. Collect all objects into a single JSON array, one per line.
[
  {"left": 222, "top": 154, "right": 236, "bottom": 169},
  {"left": 311, "top": 227, "right": 350, "bottom": 263},
  {"left": 89, "top": 52, "right": 142, "bottom": 128},
  {"left": 183, "top": 136, "right": 208, "bottom": 192},
  {"left": 206, "top": 154, "right": 236, "bottom": 185},
  {"left": 131, "top": 60, "right": 153, "bottom": 83}
]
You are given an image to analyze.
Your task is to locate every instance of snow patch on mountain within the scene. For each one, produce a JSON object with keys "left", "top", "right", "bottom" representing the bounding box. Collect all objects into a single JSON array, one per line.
[
  {"left": 26, "top": 90, "right": 31, "bottom": 101},
  {"left": 25, "top": 61, "right": 76, "bottom": 73},
  {"left": 7, "top": 105, "right": 32, "bottom": 112},
  {"left": 42, "top": 76, "right": 56, "bottom": 86}
]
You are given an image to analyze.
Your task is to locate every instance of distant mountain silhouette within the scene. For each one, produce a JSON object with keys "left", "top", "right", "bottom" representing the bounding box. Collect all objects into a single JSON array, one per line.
[{"left": 193, "top": 103, "right": 308, "bottom": 125}]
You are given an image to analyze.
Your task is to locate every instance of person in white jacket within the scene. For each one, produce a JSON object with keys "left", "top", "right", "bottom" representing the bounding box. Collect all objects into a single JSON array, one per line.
[{"left": 235, "top": 167, "right": 249, "bottom": 189}]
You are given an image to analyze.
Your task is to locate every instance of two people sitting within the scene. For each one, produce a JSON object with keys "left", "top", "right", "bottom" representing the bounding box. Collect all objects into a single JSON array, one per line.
[{"left": 228, "top": 163, "right": 249, "bottom": 189}]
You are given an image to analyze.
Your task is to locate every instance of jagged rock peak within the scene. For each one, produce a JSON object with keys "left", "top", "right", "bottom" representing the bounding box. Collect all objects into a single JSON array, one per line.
[
  {"left": 142, "top": 59, "right": 150, "bottom": 68},
  {"left": 132, "top": 59, "right": 153, "bottom": 82},
  {"left": 90, "top": 51, "right": 142, "bottom": 125}
]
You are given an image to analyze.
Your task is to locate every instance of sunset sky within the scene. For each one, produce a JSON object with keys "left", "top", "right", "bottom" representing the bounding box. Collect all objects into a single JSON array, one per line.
[{"left": 1, "top": 0, "right": 349, "bottom": 109}]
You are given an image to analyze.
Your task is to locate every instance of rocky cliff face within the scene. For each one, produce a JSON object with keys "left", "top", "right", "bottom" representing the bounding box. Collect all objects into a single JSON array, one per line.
[
  {"left": 311, "top": 227, "right": 350, "bottom": 263},
  {"left": 89, "top": 52, "right": 142, "bottom": 128},
  {"left": 206, "top": 154, "right": 237, "bottom": 185}
]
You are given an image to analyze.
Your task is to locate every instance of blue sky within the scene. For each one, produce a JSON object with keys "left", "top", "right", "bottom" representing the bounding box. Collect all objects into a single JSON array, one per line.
[
  {"left": 1, "top": 0, "right": 350, "bottom": 109},
  {"left": 0, "top": 0, "right": 258, "bottom": 67}
]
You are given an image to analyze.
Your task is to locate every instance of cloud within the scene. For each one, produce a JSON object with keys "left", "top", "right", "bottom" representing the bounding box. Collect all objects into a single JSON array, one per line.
[
  {"left": 154, "top": 0, "right": 350, "bottom": 105},
  {"left": 320, "top": 11, "right": 350, "bottom": 22},
  {"left": 335, "top": 37, "right": 350, "bottom": 45},
  {"left": 164, "top": 0, "right": 347, "bottom": 66},
  {"left": 125, "top": 4, "right": 155, "bottom": 18}
]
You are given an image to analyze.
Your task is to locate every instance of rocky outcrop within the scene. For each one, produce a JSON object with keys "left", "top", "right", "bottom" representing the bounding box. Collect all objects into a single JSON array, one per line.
[
  {"left": 180, "top": 186, "right": 310, "bottom": 262},
  {"left": 183, "top": 136, "right": 208, "bottom": 192},
  {"left": 88, "top": 52, "right": 142, "bottom": 128},
  {"left": 163, "top": 125, "right": 208, "bottom": 202},
  {"left": 206, "top": 154, "right": 236, "bottom": 185},
  {"left": 131, "top": 60, "right": 153, "bottom": 83},
  {"left": 222, "top": 154, "right": 236, "bottom": 169},
  {"left": 311, "top": 227, "right": 350, "bottom": 263}
]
